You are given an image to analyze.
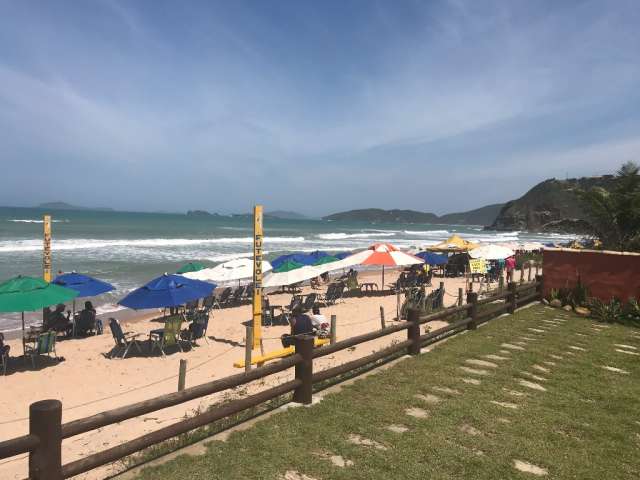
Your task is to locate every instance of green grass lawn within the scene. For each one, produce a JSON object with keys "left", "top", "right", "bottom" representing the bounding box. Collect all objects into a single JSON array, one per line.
[{"left": 132, "top": 304, "right": 640, "bottom": 480}]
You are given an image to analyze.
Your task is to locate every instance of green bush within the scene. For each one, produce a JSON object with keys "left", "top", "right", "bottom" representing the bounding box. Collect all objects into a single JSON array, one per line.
[{"left": 588, "top": 298, "right": 623, "bottom": 323}]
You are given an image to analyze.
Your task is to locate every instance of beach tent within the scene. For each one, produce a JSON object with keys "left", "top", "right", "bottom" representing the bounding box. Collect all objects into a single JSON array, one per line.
[
  {"left": 183, "top": 258, "right": 272, "bottom": 285},
  {"left": 176, "top": 262, "right": 207, "bottom": 274},
  {"left": 414, "top": 251, "right": 448, "bottom": 265},
  {"left": 0, "top": 276, "right": 78, "bottom": 350},
  {"left": 119, "top": 274, "right": 216, "bottom": 309},
  {"left": 335, "top": 243, "right": 423, "bottom": 289},
  {"left": 469, "top": 244, "right": 515, "bottom": 260},
  {"left": 426, "top": 234, "right": 479, "bottom": 253}
]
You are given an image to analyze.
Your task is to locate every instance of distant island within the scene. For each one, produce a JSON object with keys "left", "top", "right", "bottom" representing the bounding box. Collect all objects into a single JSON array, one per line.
[
  {"left": 231, "top": 210, "right": 309, "bottom": 220},
  {"left": 37, "top": 202, "right": 114, "bottom": 212},
  {"left": 186, "top": 210, "right": 221, "bottom": 217},
  {"left": 323, "top": 204, "right": 504, "bottom": 226}
]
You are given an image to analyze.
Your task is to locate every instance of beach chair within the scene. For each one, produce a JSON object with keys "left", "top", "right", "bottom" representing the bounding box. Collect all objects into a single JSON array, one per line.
[
  {"left": 310, "top": 277, "right": 321, "bottom": 290},
  {"left": 301, "top": 293, "right": 317, "bottom": 312},
  {"left": 185, "top": 299, "right": 199, "bottom": 317},
  {"left": 228, "top": 286, "right": 245, "bottom": 306},
  {"left": 149, "top": 315, "right": 185, "bottom": 357},
  {"left": 345, "top": 275, "right": 361, "bottom": 294},
  {"left": 24, "top": 331, "right": 57, "bottom": 368},
  {"left": 0, "top": 348, "right": 7, "bottom": 376},
  {"left": 202, "top": 294, "right": 215, "bottom": 312},
  {"left": 108, "top": 318, "right": 144, "bottom": 359},
  {"left": 182, "top": 311, "right": 210, "bottom": 346},
  {"left": 215, "top": 287, "right": 233, "bottom": 308},
  {"left": 243, "top": 284, "right": 254, "bottom": 300},
  {"left": 318, "top": 283, "right": 344, "bottom": 306}
]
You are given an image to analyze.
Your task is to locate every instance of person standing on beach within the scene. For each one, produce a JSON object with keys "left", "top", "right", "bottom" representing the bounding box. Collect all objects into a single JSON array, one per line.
[{"left": 505, "top": 256, "right": 516, "bottom": 283}]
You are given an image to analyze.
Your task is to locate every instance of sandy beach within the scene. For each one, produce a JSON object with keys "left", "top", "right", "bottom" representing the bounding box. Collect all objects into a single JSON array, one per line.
[{"left": 0, "top": 268, "right": 523, "bottom": 479}]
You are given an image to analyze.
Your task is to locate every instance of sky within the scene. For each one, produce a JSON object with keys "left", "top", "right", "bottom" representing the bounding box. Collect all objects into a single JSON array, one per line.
[{"left": 0, "top": 0, "right": 639, "bottom": 216}]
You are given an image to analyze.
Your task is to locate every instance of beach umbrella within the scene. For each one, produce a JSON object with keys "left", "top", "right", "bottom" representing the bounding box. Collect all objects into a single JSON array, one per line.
[
  {"left": 312, "top": 255, "right": 340, "bottom": 266},
  {"left": 334, "top": 252, "right": 352, "bottom": 260},
  {"left": 337, "top": 243, "right": 423, "bottom": 289},
  {"left": 53, "top": 272, "right": 116, "bottom": 315},
  {"left": 427, "top": 234, "right": 479, "bottom": 253},
  {"left": 414, "top": 251, "right": 449, "bottom": 266},
  {"left": 274, "top": 260, "right": 305, "bottom": 272},
  {"left": 118, "top": 274, "right": 216, "bottom": 310},
  {"left": 176, "top": 262, "right": 206, "bottom": 274},
  {"left": 262, "top": 265, "right": 324, "bottom": 288},
  {"left": 469, "top": 245, "right": 515, "bottom": 260},
  {"left": 0, "top": 276, "right": 79, "bottom": 345},
  {"left": 270, "top": 254, "right": 301, "bottom": 270},
  {"left": 53, "top": 272, "right": 114, "bottom": 297},
  {"left": 184, "top": 258, "right": 272, "bottom": 285}
]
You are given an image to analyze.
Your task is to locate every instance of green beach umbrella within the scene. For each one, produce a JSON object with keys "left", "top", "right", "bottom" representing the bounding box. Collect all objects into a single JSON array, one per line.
[
  {"left": 0, "top": 276, "right": 79, "bottom": 349},
  {"left": 0, "top": 276, "right": 78, "bottom": 313},
  {"left": 273, "top": 260, "right": 305, "bottom": 273},
  {"left": 312, "top": 255, "right": 340, "bottom": 267},
  {"left": 176, "top": 262, "right": 206, "bottom": 274}
]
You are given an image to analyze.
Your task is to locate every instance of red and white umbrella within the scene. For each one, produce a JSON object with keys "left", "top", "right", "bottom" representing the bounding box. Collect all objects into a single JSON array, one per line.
[{"left": 337, "top": 243, "right": 423, "bottom": 289}]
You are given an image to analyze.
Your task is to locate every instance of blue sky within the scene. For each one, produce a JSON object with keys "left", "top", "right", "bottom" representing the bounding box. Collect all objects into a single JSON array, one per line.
[{"left": 0, "top": 0, "right": 639, "bottom": 216}]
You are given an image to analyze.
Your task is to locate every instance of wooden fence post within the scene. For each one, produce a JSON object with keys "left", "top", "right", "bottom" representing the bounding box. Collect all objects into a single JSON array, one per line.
[
  {"left": 244, "top": 324, "right": 253, "bottom": 373},
  {"left": 508, "top": 282, "right": 518, "bottom": 314},
  {"left": 519, "top": 266, "right": 524, "bottom": 284},
  {"left": 535, "top": 274, "right": 544, "bottom": 299},
  {"left": 535, "top": 263, "right": 540, "bottom": 277},
  {"left": 178, "top": 360, "right": 187, "bottom": 392},
  {"left": 379, "top": 306, "right": 386, "bottom": 329},
  {"left": 29, "top": 399, "right": 62, "bottom": 480},
  {"left": 330, "top": 315, "right": 337, "bottom": 344},
  {"left": 293, "top": 335, "right": 314, "bottom": 405},
  {"left": 466, "top": 291, "right": 478, "bottom": 330},
  {"left": 407, "top": 308, "right": 420, "bottom": 355},
  {"left": 458, "top": 287, "right": 463, "bottom": 307},
  {"left": 527, "top": 262, "right": 532, "bottom": 282},
  {"left": 499, "top": 274, "right": 504, "bottom": 291}
]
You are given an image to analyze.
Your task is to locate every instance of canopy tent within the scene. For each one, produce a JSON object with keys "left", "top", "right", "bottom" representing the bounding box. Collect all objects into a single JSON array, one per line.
[
  {"left": 469, "top": 244, "right": 515, "bottom": 260},
  {"left": 183, "top": 258, "right": 272, "bottom": 285},
  {"left": 176, "top": 262, "right": 207, "bottom": 274},
  {"left": 414, "top": 251, "right": 448, "bottom": 265},
  {"left": 336, "top": 243, "right": 423, "bottom": 288},
  {"left": 427, "top": 234, "right": 479, "bottom": 253},
  {"left": 273, "top": 260, "right": 305, "bottom": 272},
  {"left": 0, "top": 276, "right": 79, "bottom": 348},
  {"left": 119, "top": 274, "right": 216, "bottom": 310}
]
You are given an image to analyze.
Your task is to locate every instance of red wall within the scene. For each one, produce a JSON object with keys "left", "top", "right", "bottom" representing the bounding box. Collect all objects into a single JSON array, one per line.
[{"left": 543, "top": 248, "right": 640, "bottom": 301}]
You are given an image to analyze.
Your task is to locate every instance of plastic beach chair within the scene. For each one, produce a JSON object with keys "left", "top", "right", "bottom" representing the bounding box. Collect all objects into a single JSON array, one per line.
[
  {"left": 24, "top": 331, "right": 57, "bottom": 368},
  {"left": 149, "top": 315, "right": 185, "bottom": 357},
  {"left": 108, "top": 318, "right": 143, "bottom": 359}
]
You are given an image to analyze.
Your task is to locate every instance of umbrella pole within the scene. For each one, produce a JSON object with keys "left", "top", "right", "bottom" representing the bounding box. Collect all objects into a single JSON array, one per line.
[
  {"left": 382, "top": 265, "right": 385, "bottom": 291},
  {"left": 21, "top": 312, "right": 25, "bottom": 356}
]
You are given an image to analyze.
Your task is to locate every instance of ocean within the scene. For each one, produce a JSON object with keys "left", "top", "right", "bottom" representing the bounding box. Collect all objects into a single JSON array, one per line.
[{"left": 0, "top": 206, "right": 575, "bottom": 331}]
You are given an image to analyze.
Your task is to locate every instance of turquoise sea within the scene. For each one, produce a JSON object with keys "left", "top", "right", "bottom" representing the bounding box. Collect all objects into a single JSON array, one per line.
[{"left": 0, "top": 206, "right": 573, "bottom": 331}]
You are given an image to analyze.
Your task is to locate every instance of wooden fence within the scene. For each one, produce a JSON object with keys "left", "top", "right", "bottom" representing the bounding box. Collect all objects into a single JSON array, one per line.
[{"left": 0, "top": 278, "right": 543, "bottom": 480}]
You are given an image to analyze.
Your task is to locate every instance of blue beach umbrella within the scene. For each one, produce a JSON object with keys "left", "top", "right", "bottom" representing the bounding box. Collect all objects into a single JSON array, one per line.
[
  {"left": 53, "top": 272, "right": 115, "bottom": 297},
  {"left": 414, "top": 251, "right": 448, "bottom": 266},
  {"left": 118, "top": 274, "right": 216, "bottom": 310}
]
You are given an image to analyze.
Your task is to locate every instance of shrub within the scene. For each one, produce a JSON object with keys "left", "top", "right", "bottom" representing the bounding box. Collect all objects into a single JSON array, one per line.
[{"left": 588, "top": 298, "right": 623, "bottom": 323}]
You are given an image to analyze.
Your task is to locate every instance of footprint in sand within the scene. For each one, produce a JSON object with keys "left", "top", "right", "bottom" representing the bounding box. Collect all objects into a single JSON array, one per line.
[
  {"left": 519, "top": 379, "right": 547, "bottom": 392},
  {"left": 405, "top": 407, "right": 429, "bottom": 419},
  {"left": 432, "top": 386, "right": 461, "bottom": 395},
  {"left": 461, "top": 377, "right": 481, "bottom": 385},
  {"left": 459, "top": 366, "right": 490, "bottom": 376},
  {"left": 347, "top": 434, "right": 387, "bottom": 450},
  {"left": 490, "top": 400, "right": 518, "bottom": 410},
  {"left": 414, "top": 393, "right": 441, "bottom": 404},
  {"left": 502, "top": 343, "right": 525, "bottom": 351},
  {"left": 386, "top": 424, "right": 409, "bottom": 433}
]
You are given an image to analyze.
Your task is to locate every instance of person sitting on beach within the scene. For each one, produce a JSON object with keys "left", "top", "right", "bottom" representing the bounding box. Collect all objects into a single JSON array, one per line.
[
  {"left": 48, "top": 304, "right": 73, "bottom": 336},
  {"left": 281, "top": 305, "right": 315, "bottom": 348},
  {"left": 0, "top": 332, "right": 10, "bottom": 358},
  {"left": 309, "top": 306, "right": 329, "bottom": 337},
  {"left": 75, "top": 301, "right": 97, "bottom": 336}
]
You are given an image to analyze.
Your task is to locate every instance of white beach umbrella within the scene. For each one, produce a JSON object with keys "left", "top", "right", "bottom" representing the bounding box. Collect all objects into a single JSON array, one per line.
[
  {"left": 262, "top": 265, "right": 325, "bottom": 288},
  {"left": 469, "top": 244, "right": 515, "bottom": 260},
  {"left": 518, "top": 242, "right": 545, "bottom": 251},
  {"left": 184, "top": 258, "right": 272, "bottom": 284}
]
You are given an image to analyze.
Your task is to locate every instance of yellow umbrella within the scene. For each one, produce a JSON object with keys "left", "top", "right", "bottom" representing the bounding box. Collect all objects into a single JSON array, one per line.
[{"left": 427, "top": 234, "right": 479, "bottom": 253}]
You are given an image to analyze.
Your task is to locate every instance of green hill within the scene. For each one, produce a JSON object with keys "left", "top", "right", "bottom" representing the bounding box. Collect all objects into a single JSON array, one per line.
[{"left": 489, "top": 176, "right": 617, "bottom": 232}]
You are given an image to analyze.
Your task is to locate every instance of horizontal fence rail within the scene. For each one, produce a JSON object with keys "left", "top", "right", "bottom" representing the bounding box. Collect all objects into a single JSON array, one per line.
[{"left": 0, "top": 278, "right": 543, "bottom": 479}]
